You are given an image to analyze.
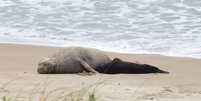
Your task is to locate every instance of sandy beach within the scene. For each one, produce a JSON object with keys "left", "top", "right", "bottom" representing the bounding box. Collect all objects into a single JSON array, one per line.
[{"left": 0, "top": 43, "right": 201, "bottom": 101}]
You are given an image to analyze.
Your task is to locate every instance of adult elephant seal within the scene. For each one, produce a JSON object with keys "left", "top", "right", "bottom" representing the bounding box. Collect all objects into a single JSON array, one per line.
[
  {"left": 37, "top": 46, "right": 111, "bottom": 74},
  {"left": 96, "top": 58, "right": 169, "bottom": 74}
]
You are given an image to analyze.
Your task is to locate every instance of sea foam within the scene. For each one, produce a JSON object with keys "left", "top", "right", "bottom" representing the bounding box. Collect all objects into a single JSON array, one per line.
[{"left": 0, "top": 0, "right": 201, "bottom": 59}]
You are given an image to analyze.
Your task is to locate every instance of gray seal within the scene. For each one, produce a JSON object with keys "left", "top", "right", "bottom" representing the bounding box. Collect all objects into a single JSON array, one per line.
[{"left": 37, "top": 46, "right": 111, "bottom": 74}]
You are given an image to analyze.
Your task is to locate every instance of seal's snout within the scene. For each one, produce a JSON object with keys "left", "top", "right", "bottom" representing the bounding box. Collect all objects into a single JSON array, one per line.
[
  {"left": 37, "top": 63, "right": 46, "bottom": 73},
  {"left": 37, "top": 61, "right": 48, "bottom": 74},
  {"left": 37, "top": 58, "right": 56, "bottom": 74}
]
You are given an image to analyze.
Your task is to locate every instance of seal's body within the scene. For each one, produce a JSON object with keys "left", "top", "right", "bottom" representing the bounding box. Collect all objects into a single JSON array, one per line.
[
  {"left": 96, "top": 58, "right": 169, "bottom": 74},
  {"left": 37, "top": 46, "right": 111, "bottom": 74}
]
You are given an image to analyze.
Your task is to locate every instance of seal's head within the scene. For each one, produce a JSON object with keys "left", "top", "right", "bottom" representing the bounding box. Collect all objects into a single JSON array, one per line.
[{"left": 37, "top": 58, "right": 56, "bottom": 74}]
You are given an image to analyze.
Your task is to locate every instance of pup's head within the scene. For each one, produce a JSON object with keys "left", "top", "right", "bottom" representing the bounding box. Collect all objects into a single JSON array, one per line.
[{"left": 37, "top": 58, "right": 56, "bottom": 74}]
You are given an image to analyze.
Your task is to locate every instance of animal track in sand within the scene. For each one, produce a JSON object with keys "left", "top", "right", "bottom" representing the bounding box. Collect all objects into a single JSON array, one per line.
[{"left": 140, "top": 86, "right": 186, "bottom": 100}]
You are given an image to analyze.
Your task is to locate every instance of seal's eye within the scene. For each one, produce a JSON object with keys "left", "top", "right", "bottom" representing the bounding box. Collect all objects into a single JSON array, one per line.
[
  {"left": 43, "top": 64, "right": 48, "bottom": 67},
  {"left": 42, "top": 61, "right": 49, "bottom": 66}
]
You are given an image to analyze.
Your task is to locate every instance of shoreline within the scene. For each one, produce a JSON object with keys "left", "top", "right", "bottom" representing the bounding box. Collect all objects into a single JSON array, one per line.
[
  {"left": 0, "top": 42, "right": 200, "bottom": 60},
  {"left": 0, "top": 43, "right": 201, "bottom": 101}
]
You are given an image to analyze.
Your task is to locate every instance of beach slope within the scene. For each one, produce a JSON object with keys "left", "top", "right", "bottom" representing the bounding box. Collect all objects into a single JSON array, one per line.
[{"left": 0, "top": 43, "right": 201, "bottom": 101}]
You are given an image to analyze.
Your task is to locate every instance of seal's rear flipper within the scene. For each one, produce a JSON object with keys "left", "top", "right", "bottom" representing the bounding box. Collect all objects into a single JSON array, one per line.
[{"left": 157, "top": 70, "right": 170, "bottom": 74}]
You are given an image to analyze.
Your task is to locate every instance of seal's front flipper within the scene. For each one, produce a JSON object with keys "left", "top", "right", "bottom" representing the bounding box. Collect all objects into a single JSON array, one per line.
[{"left": 80, "top": 60, "right": 98, "bottom": 73}]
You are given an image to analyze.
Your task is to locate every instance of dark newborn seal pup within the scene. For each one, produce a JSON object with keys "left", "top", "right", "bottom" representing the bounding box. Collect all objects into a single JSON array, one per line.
[
  {"left": 96, "top": 58, "right": 169, "bottom": 74},
  {"left": 37, "top": 46, "right": 111, "bottom": 74}
]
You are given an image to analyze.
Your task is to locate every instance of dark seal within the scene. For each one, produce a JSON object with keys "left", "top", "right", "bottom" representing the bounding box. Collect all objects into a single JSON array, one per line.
[{"left": 96, "top": 58, "right": 169, "bottom": 74}]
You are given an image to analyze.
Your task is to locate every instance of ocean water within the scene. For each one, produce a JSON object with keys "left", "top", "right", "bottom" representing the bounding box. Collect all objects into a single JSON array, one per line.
[{"left": 0, "top": 0, "right": 201, "bottom": 59}]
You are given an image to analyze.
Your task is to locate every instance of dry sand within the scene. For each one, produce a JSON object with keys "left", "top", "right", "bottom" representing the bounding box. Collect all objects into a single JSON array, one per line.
[{"left": 0, "top": 43, "right": 201, "bottom": 101}]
